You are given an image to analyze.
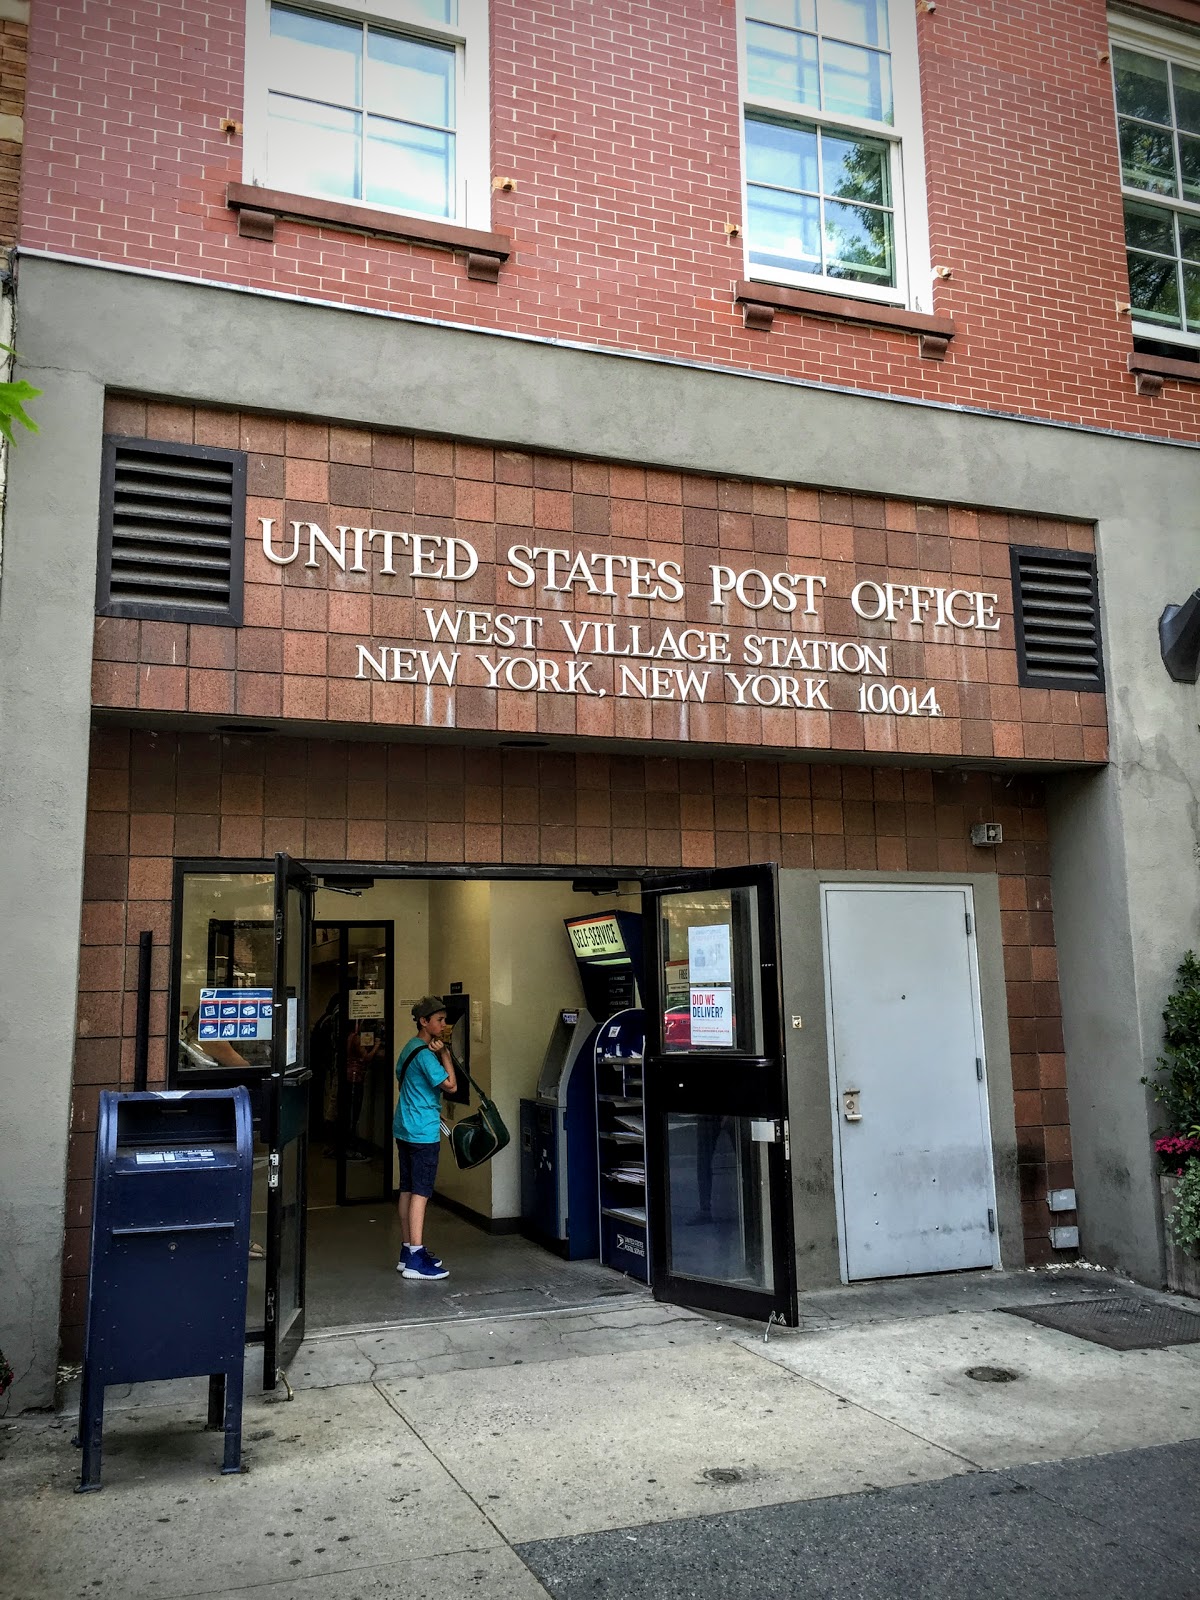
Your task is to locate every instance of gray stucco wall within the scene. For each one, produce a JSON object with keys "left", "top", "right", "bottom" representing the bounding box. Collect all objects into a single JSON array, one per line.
[
  {"left": 0, "top": 361, "right": 104, "bottom": 1407},
  {"left": 0, "top": 253, "right": 1196, "bottom": 1405}
]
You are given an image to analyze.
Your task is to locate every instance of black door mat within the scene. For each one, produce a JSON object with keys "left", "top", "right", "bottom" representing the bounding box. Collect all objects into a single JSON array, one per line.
[{"left": 1002, "top": 1295, "right": 1200, "bottom": 1350}]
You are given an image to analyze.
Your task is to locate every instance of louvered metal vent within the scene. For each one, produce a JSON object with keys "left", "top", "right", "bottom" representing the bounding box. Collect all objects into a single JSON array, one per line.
[
  {"left": 1010, "top": 545, "right": 1103, "bottom": 692},
  {"left": 97, "top": 436, "right": 246, "bottom": 626}
]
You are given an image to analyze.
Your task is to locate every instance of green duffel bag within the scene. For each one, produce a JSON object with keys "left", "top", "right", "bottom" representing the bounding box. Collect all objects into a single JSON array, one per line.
[{"left": 449, "top": 1064, "right": 511, "bottom": 1170}]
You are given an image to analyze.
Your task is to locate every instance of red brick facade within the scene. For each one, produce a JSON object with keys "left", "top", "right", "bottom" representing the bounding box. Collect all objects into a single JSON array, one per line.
[
  {"left": 32, "top": 0, "right": 1155, "bottom": 1356},
  {"left": 0, "top": 12, "right": 26, "bottom": 248},
  {"left": 20, "top": 1, "right": 1200, "bottom": 436}
]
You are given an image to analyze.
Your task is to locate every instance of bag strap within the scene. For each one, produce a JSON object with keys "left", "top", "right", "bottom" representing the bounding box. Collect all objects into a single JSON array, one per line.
[
  {"left": 450, "top": 1054, "right": 489, "bottom": 1105},
  {"left": 396, "top": 1042, "right": 425, "bottom": 1095},
  {"left": 400, "top": 1041, "right": 490, "bottom": 1106}
]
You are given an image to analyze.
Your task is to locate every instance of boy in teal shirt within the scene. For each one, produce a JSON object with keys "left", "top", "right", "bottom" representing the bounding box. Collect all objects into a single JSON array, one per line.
[{"left": 394, "top": 996, "right": 457, "bottom": 1280}]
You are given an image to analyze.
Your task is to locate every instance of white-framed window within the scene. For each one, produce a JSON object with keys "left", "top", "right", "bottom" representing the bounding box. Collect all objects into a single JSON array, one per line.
[
  {"left": 1110, "top": 13, "right": 1200, "bottom": 349},
  {"left": 243, "top": 0, "right": 490, "bottom": 230},
  {"left": 738, "top": 0, "right": 932, "bottom": 310}
]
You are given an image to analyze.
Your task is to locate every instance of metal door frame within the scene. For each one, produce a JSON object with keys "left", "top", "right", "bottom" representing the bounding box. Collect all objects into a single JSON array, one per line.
[
  {"left": 263, "top": 852, "right": 314, "bottom": 1387},
  {"left": 642, "top": 863, "right": 797, "bottom": 1326},
  {"left": 819, "top": 880, "right": 1000, "bottom": 1284}
]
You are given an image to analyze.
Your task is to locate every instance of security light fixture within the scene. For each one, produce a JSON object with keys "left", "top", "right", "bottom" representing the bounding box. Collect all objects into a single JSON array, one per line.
[
  {"left": 1159, "top": 590, "right": 1200, "bottom": 683},
  {"left": 970, "top": 823, "right": 1003, "bottom": 846}
]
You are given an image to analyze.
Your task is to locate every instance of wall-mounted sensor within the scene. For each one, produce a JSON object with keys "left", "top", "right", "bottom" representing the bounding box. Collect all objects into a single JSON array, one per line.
[{"left": 970, "top": 822, "right": 1003, "bottom": 846}]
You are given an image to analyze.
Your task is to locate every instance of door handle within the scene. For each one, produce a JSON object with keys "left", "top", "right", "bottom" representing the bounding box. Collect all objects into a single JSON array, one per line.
[{"left": 842, "top": 1089, "right": 862, "bottom": 1122}]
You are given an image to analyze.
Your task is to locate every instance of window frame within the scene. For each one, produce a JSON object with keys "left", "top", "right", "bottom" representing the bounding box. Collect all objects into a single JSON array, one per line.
[
  {"left": 1109, "top": 9, "right": 1200, "bottom": 350},
  {"left": 242, "top": 0, "right": 491, "bottom": 232},
  {"left": 736, "top": 0, "right": 933, "bottom": 312}
]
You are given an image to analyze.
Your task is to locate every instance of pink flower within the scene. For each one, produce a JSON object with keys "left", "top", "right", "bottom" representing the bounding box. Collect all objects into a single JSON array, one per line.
[{"left": 1155, "top": 1135, "right": 1200, "bottom": 1160}]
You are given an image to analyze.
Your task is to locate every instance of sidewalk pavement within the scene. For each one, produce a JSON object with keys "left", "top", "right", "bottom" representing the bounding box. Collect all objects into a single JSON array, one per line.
[{"left": 2, "top": 1269, "right": 1198, "bottom": 1600}]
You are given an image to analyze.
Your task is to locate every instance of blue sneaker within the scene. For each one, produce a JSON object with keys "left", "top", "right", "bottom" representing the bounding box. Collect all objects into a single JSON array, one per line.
[
  {"left": 398, "top": 1244, "right": 442, "bottom": 1271},
  {"left": 402, "top": 1246, "right": 449, "bottom": 1281}
]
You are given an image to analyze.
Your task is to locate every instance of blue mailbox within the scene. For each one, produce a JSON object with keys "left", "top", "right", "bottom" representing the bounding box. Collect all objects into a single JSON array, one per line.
[{"left": 76, "top": 1087, "right": 254, "bottom": 1491}]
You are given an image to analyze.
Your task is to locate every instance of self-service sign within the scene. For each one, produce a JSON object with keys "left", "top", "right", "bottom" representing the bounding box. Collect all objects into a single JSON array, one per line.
[
  {"left": 198, "top": 988, "right": 274, "bottom": 1043},
  {"left": 567, "top": 915, "right": 626, "bottom": 959}
]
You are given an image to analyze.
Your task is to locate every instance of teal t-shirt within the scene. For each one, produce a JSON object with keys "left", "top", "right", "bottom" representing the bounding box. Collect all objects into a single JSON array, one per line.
[{"left": 393, "top": 1036, "right": 447, "bottom": 1144}]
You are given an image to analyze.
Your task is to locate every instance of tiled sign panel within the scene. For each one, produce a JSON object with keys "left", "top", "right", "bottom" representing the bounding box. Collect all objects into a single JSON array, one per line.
[{"left": 93, "top": 400, "right": 1107, "bottom": 766}]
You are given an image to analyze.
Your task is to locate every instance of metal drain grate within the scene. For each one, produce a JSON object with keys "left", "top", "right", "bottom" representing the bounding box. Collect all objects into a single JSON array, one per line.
[{"left": 1002, "top": 1296, "right": 1200, "bottom": 1351}]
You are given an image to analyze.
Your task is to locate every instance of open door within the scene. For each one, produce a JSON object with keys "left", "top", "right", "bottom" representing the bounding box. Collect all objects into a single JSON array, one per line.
[
  {"left": 263, "top": 852, "right": 313, "bottom": 1388},
  {"left": 642, "top": 865, "right": 796, "bottom": 1326}
]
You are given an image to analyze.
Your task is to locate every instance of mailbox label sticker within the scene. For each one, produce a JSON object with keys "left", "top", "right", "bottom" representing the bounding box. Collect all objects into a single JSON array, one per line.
[
  {"left": 198, "top": 988, "right": 273, "bottom": 1041},
  {"left": 134, "top": 1149, "right": 217, "bottom": 1165}
]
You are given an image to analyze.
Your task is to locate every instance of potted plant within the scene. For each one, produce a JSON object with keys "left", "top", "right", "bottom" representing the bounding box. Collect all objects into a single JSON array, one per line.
[{"left": 1146, "top": 953, "right": 1200, "bottom": 1297}]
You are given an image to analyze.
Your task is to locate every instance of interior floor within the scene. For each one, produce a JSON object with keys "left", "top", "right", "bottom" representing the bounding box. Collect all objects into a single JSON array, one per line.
[{"left": 303, "top": 1201, "right": 650, "bottom": 1331}]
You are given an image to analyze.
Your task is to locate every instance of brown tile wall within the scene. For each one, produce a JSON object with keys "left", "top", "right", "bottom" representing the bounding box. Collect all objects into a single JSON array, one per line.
[
  {"left": 93, "top": 400, "right": 1108, "bottom": 766},
  {"left": 62, "top": 726, "right": 1074, "bottom": 1358}
]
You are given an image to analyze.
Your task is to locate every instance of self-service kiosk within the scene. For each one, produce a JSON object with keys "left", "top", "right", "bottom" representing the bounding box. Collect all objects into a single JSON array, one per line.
[
  {"left": 519, "top": 909, "right": 647, "bottom": 1276},
  {"left": 519, "top": 1008, "right": 599, "bottom": 1259}
]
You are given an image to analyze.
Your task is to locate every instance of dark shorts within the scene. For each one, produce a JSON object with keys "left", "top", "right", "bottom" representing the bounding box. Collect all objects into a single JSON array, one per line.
[{"left": 396, "top": 1138, "right": 440, "bottom": 1198}]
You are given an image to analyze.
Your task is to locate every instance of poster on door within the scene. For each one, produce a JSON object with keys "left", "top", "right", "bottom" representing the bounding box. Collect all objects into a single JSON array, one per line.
[
  {"left": 348, "top": 987, "right": 382, "bottom": 1020},
  {"left": 690, "top": 986, "right": 734, "bottom": 1047},
  {"left": 687, "top": 923, "right": 732, "bottom": 985},
  {"left": 198, "top": 987, "right": 274, "bottom": 1042}
]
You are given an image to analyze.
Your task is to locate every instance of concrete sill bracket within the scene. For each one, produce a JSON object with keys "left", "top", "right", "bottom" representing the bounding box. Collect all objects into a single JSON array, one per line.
[
  {"left": 1129, "top": 352, "right": 1200, "bottom": 397},
  {"left": 735, "top": 279, "right": 956, "bottom": 359},
  {"left": 226, "top": 183, "right": 511, "bottom": 282}
]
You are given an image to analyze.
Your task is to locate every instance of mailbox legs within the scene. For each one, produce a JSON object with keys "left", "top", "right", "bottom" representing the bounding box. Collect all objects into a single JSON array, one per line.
[
  {"left": 220, "top": 1362, "right": 244, "bottom": 1475},
  {"left": 207, "top": 1372, "right": 225, "bottom": 1430},
  {"left": 76, "top": 1365, "right": 243, "bottom": 1490},
  {"left": 75, "top": 1366, "right": 105, "bottom": 1493}
]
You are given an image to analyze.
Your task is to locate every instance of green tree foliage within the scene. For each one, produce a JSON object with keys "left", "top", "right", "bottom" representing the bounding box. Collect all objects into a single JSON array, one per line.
[
  {"left": 1166, "top": 1161, "right": 1200, "bottom": 1252},
  {"left": 1147, "top": 952, "right": 1200, "bottom": 1135},
  {"left": 0, "top": 342, "right": 39, "bottom": 445}
]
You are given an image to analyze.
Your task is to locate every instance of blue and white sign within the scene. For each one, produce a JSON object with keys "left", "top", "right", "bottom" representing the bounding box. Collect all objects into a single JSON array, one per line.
[{"left": 199, "top": 988, "right": 274, "bottom": 1042}]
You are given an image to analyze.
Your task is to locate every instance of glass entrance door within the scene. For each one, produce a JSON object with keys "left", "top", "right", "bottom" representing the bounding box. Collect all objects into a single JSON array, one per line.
[
  {"left": 642, "top": 865, "right": 796, "bottom": 1324},
  {"left": 263, "top": 852, "right": 314, "bottom": 1388},
  {"left": 310, "top": 922, "right": 395, "bottom": 1206}
]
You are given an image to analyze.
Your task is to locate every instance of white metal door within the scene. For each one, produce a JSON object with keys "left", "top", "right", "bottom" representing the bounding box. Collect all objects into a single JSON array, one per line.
[{"left": 822, "top": 885, "right": 997, "bottom": 1281}]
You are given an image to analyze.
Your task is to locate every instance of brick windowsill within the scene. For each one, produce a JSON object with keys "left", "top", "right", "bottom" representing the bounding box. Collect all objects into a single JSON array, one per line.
[
  {"left": 225, "top": 183, "right": 512, "bottom": 282},
  {"left": 1118, "top": 0, "right": 1200, "bottom": 27},
  {"left": 1129, "top": 350, "right": 1200, "bottom": 381},
  {"left": 735, "top": 278, "right": 956, "bottom": 359},
  {"left": 1128, "top": 349, "right": 1200, "bottom": 396}
]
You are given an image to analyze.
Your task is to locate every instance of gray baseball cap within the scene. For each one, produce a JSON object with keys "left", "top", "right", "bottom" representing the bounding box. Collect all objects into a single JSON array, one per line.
[{"left": 411, "top": 995, "right": 447, "bottom": 1023}]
